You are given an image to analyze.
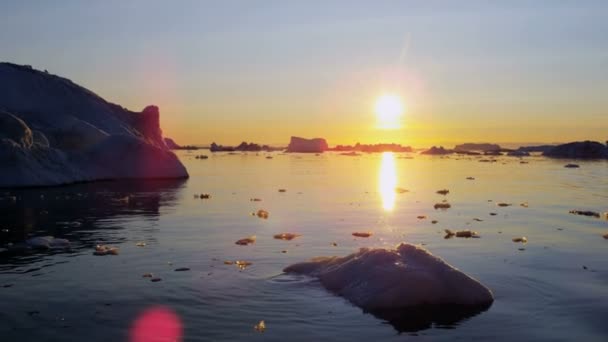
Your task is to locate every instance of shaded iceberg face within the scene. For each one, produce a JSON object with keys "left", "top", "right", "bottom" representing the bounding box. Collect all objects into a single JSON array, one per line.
[
  {"left": 0, "top": 63, "right": 189, "bottom": 188},
  {"left": 284, "top": 243, "right": 494, "bottom": 332}
]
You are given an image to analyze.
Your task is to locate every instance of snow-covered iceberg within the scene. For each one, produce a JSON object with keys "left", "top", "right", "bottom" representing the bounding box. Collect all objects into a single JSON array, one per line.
[
  {"left": 284, "top": 243, "right": 493, "bottom": 331},
  {"left": 0, "top": 63, "right": 188, "bottom": 187}
]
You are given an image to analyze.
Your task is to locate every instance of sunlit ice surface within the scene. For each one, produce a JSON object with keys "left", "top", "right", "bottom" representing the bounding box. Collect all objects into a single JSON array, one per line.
[
  {"left": 0, "top": 151, "right": 607, "bottom": 340},
  {"left": 378, "top": 152, "right": 397, "bottom": 211}
]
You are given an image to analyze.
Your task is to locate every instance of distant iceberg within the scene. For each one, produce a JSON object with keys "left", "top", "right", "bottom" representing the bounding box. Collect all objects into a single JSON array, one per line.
[
  {"left": 542, "top": 141, "right": 608, "bottom": 159},
  {"left": 286, "top": 136, "right": 328, "bottom": 153},
  {"left": 0, "top": 63, "right": 188, "bottom": 187}
]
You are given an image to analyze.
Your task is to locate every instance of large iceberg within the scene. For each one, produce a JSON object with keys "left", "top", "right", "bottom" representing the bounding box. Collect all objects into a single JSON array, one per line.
[
  {"left": 284, "top": 243, "right": 494, "bottom": 331},
  {"left": 0, "top": 63, "right": 188, "bottom": 187}
]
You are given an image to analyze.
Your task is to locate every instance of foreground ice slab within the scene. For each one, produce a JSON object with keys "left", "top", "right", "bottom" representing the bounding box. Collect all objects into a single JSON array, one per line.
[
  {"left": 284, "top": 243, "right": 493, "bottom": 331},
  {"left": 0, "top": 63, "right": 188, "bottom": 187}
]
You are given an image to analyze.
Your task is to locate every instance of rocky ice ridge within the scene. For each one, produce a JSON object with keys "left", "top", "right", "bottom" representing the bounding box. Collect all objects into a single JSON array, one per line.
[{"left": 0, "top": 62, "right": 188, "bottom": 187}]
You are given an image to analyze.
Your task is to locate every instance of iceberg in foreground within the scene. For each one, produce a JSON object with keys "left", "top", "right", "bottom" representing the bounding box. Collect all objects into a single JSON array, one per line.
[
  {"left": 284, "top": 243, "right": 494, "bottom": 331},
  {"left": 0, "top": 63, "right": 188, "bottom": 187}
]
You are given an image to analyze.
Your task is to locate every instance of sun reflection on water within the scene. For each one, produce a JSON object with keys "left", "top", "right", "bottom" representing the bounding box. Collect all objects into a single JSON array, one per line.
[{"left": 379, "top": 152, "right": 397, "bottom": 211}]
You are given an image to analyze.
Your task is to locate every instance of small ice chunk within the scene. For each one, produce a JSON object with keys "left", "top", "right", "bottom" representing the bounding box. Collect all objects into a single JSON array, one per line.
[
  {"left": 254, "top": 320, "right": 266, "bottom": 332},
  {"left": 352, "top": 232, "right": 372, "bottom": 238},
  {"left": 256, "top": 210, "right": 269, "bottom": 219},
  {"left": 273, "top": 233, "right": 301, "bottom": 241},
  {"left": 235, "top": 236, "right": 256, "bottom": 246}
]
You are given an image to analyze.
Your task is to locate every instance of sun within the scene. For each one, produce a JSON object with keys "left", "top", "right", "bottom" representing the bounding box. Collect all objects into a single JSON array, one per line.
[{"left": 375, "top": 94, "right": 404, "bottom": 130}]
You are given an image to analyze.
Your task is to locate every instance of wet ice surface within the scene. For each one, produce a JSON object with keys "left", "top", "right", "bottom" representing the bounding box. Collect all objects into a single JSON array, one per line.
[{"left": 1, "top": 151, "right": 607, "bottom": 341}]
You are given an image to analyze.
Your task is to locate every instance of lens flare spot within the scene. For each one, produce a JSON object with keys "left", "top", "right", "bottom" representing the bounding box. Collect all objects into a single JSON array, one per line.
[{"left": 130, "top": 306, "right": 183, "bottom": 342}]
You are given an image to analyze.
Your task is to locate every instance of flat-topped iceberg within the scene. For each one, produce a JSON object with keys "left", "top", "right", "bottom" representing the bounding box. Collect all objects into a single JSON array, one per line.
[
  {"left": 286, "top": 136, "right": 328, "bottom": 153},
  {"left": 284, "top": 243, "right": 493, "bottom": 331},
  {"left": 0, "top": 63, "right": 188, "bottom": 187}
]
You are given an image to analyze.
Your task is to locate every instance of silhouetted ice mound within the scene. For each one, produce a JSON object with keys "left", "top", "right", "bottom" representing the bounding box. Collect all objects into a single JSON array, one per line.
[
  {"left": 543, "top": 141, "right": 608, "bottom": 159},
  {"left": 285, "top": 243, "right": 493, "bottom": 311},
  {"left": 0, "top": 63, "right": 188, "bottom": 187}
]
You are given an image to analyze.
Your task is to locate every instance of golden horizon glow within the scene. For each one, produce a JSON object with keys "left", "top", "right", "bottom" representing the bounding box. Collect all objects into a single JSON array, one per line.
[
  {"left": 379, "top": 152, "right": 397, "bottom": 211},
  {"left": 375, "top": 94, "right": 404, "bottom": 130}
]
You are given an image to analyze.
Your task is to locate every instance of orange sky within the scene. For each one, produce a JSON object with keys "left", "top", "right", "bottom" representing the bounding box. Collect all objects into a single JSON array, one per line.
[{"left": 4, "top": 1, "right": 606, "bottom": 148}]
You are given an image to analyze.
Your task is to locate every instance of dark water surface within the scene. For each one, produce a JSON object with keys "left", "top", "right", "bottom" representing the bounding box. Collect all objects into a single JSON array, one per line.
[{"left": 1, "top": 151, "right": 607, "bottom": 341}]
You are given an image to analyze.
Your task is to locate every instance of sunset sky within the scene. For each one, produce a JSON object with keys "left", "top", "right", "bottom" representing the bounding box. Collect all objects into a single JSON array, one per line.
[{"left": 2, "top": 1, "right": 607, "bottom": 147}]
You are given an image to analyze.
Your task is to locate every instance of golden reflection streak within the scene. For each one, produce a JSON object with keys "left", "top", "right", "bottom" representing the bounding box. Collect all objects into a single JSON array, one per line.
[{"left": 379, "top": 152, "right": 397, "bottom": 211}]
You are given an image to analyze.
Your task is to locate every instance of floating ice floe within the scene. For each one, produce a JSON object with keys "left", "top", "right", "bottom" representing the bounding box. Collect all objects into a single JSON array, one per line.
[
  {"left": 444, "top": 229, "right": 479, "bottom": 239},
  {"left": 273, "top": 233, "right": 301, "bottom": 241},
  {"left": 434, "top": 202, "right": 451, "bottom": 210}
]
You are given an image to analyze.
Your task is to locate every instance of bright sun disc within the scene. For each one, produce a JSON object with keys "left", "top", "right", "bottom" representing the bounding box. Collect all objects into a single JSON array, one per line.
[{"left": 375, "top": 94, "right": 403, "bottom": 129}]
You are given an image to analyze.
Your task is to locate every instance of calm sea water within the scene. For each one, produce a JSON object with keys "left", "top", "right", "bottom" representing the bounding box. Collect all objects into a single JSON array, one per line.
[{"left": 1, "top": 151, "right": 607, "bottom": 341}]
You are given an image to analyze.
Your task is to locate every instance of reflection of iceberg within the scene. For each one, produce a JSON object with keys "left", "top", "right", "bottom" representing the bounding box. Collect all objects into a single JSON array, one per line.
[
  {"left": 379, "top": 152, "right": 397, "bottom": 211},
  {"left": 284, "top": 243, "right": 494, "bottom": 332},
  {"left": 0, "top": 179, "right": 185, "bottom": 261}
]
